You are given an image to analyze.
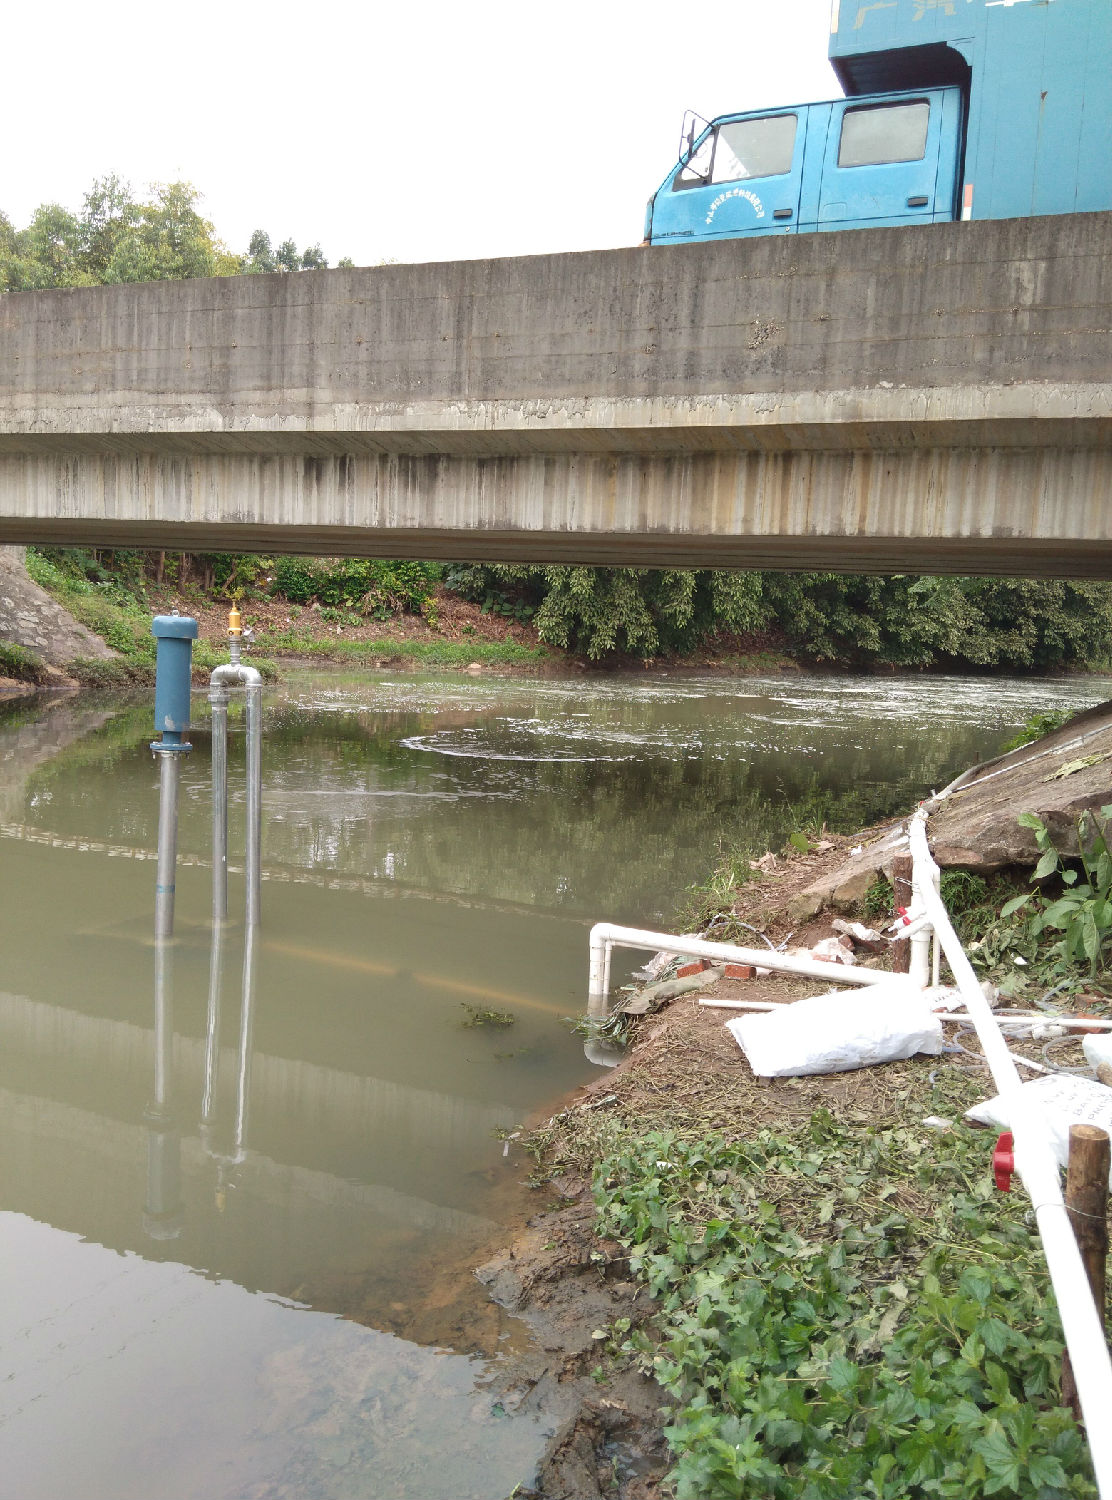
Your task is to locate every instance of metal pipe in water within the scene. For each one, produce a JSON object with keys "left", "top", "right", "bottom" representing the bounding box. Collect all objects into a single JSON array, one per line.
[
  {"left": 152, "top": 931, "right": 174, "bottom": 1114},
  {"left": 200, "top": 915, "right": 225, "bottom": 1141},
  {"left": 210, "top": 639, "right": 263, "bottom": 929},
  {"left": 209, "top": 683, "right": 229, "bottom": 923},
  {"left": 245, "top": 681, "right": 262, "bottom": 929},
  {"left": 232, "top": 921, "right": 257, "bottom": 1163},
  {"left": 145, "top": 927, "right": 182, "bottom": 1240},
  {"left": 154, "top": 750, "right": 182, "bottom": 941}
]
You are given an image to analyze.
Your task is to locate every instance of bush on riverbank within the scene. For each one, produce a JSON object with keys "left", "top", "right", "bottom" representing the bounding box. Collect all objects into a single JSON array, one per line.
[
  {"left": 23, "top": 545, "right": 1112, "bottom": 676},
  {"left": 451, "top": 564, "right": 1112, "bottom": 670}
]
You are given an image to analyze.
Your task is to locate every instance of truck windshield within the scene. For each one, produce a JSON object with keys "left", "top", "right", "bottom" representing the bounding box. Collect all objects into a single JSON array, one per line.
[{"left": 838, "top": 101, "right": 930, "bottom": 167}]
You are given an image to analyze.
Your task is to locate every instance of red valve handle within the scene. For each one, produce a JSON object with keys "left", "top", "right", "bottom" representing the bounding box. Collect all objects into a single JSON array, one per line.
[{"left": 993, "top": 1131, "right": 1015, "bottom": 1192}]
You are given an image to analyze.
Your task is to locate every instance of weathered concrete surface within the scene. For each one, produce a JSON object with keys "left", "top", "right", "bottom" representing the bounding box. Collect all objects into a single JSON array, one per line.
[
  {"left": 0, "top": 546, "right": 115, "bottom": 665},
  {"left": 0, "top": 213, "right": 1109, "bottom": 572},
  {"left": 789, "top": 699, "right": 1112, "bottom": 919}
]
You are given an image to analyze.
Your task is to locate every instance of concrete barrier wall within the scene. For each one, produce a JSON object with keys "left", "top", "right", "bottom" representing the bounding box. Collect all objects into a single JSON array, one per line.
[
  {"left": 0, "top": 213, "right": 1109, "bottom": 574},
  {"left": 1, "top": 212, "right": 1110, "bottom": 428}
]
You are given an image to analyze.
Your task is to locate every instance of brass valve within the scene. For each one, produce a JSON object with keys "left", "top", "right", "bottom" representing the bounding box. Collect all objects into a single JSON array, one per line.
[{"left": 227, "top": 605, "right": 243, "bottom": 639}]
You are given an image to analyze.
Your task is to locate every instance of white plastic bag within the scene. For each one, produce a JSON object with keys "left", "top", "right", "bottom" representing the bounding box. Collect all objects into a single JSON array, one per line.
[
  {"left": 1082, "top": 1032, "right": 1112, "bottom": 1072},
  {"left": 965, "top": 1073, "right": 1112, "bottom": 1181},
  {"left": 727, "top": 981, "right": 944, "bottom": 1078}
]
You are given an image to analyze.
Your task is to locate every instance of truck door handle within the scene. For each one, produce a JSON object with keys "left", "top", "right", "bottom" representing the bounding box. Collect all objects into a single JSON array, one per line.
[
  {"left": 907, "top": 195, "right": 929, "bottom": 207},
  {"left": 773, "top": 208, "right": 793, "bottom": 219}
]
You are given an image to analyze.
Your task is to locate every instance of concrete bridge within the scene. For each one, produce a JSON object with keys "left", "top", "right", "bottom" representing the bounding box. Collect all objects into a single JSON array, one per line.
[{"left": 0, "top": 211, "right": 1109, "bottom": 578}]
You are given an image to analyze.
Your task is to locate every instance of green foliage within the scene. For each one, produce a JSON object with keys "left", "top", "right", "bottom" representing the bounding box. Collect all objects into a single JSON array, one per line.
[
  {"left": 243, "top": 229, "right": 329, "bottom": 274},
  {"left": 0, "top": 640, "right": 50, "bottom": 684},
  {"left": 445, "top": 564, "right": 1112, "bottom": 668},
  {"left": 0, "top": 176, "right": 344, "bottom": 293},
  {"left": 939, "top": 869, "right": 990, "bottom": 915},
  {"left": 864, "top": 875, "right": 893, "bottom": 918},
  {"left": 0, "top": 177, "right": 242, "bottom": 290},
  {"left": 1002, "top": 808, "right": 1112, "bottom": 978},
  {"left": 26, "top": 545, "right": 154, "bottom": 659},
  {"left": 270, "top": 556, "right": 442, "bottom": 617},
  {"left": 1000, "top": 710, "right": 1075, "bottom": 752},
  {"left": 459, "top": 1004, "right": 516, "bottom": 1029},
  {"left": 594, "top": 1122, "right": 1094, "bottom": 1499},
  {"left": 23, "top": 546, "right": 278, "bottom": 681},
  {"left": 761, "top": 574, "right": 1112, "bottom": 670},
  {"left": 447, "top": 564, "right": 764, "bottom": 659},
  {"left": 246, "top": 628, "right": 542, "bottom": 667}
]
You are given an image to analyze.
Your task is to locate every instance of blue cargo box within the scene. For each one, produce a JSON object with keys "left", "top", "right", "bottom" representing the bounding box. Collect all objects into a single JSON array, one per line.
[{"left": 829, "top": 0, "right": 1112, "bottom": 220}]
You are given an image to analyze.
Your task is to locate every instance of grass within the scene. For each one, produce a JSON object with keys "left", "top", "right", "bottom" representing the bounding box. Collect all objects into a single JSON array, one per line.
[
  {"left": 0, "top": 640, "right": 51, "bottom": 685},
  {"left": 251, "top": 627, "right": 547, "bottom": 667}
]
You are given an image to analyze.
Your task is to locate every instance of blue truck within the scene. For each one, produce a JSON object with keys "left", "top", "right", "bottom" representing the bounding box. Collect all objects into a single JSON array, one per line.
[{"left": 644, "top": 0, "right": 1112, "bottom": 245}]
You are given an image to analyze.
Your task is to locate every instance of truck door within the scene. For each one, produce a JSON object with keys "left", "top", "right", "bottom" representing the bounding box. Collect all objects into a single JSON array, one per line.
[
  {"left": 813, "top": 94, "right": 952, "bottom": 230},
  {"left": 649, "top": 110, "right": 807, "bottom": 242}
]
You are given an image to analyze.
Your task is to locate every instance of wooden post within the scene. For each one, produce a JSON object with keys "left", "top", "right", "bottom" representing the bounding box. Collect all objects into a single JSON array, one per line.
[
  {"left": 1061, "top": 1123, "right": 1110, "bottom": 1422},
  {"left": 890, "top": 853, "right": 913, "bottom": 974}
]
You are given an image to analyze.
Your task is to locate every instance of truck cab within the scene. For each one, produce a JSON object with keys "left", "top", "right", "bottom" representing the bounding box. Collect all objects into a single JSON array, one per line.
[{"left": 646, "top": 86, "right": 964, "bottom": 245}]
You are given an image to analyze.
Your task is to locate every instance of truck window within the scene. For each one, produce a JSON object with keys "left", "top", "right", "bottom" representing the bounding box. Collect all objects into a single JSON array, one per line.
[
  {"left": 837, "top": 101, "right": 930, "bottom": 168},
  {"left": 712, "top": 115, "right": 797, "bottom": 182}
]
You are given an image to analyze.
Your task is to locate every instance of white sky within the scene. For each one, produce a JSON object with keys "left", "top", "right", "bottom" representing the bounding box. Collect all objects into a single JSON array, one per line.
[{"left": 2, "top": 0, "right": 838, "bottom": 267}]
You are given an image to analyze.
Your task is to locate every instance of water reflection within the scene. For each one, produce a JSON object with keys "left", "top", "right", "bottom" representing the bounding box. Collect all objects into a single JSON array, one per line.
[{"left": 144, "top": 924, "right": 182, "bottom": 1241}]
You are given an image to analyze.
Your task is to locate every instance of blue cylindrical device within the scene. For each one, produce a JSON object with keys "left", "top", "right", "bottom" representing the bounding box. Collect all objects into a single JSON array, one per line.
[{"left": 151, "top": 614, "right": 198, "bottom": 749}]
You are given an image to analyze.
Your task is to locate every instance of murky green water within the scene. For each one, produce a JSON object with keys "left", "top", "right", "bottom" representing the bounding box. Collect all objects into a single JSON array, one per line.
[{"left": 0, "top": 668, "right": 1106, "bottom": 1498}]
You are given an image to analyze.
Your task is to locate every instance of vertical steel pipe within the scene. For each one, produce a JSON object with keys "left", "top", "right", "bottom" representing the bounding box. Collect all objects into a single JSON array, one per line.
[
  {"left": 145, "top": 925, "right": 182, "bottom": 1239},
  {"left": 152, "top": 931, "right": 174, "bottom": 1114},
  {"left": 200, "top": 914, "right": 225, "bottom": 1139},
  {"left": 153, "top": 750, "right": 182, "bottom": 941},
  {"left": 245, "top": 680, "right": 262, "bottom": 928},
  {"left": 232, "top": 921, "right": 257, "bottom": 1163},
  {"left": 208, "top": 661, "right": 263, "bottom": 927},
  {"left": 209, "top": 683, "right": 229, "bottom": 922}
]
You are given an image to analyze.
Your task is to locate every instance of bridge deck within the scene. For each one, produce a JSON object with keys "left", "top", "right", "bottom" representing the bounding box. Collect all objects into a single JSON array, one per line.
[{"left": 0, "top": 212, "right": 1109, "bottom": 576}]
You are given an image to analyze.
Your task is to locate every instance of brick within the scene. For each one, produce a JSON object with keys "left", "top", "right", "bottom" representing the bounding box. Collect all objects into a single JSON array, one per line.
[{"left": 724, "top": 963, "right": 756, "bottom": 980}]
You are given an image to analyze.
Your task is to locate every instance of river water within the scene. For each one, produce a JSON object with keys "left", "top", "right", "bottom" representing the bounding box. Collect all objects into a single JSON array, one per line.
[{"left": 0, "top": 668, "right": 1106, "bottom": 1499}]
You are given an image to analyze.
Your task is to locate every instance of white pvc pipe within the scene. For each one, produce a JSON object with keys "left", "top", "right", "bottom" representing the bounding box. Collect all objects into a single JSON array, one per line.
[
  {"left": 909, "top": 811, "right": 1112, "bottom": 1494},
  {"left": 587, "top": 921, "right": 902, "bottom": 1020},
  {"left": 996, "top": 1010, "right": 1112, "bottom": 1032}
]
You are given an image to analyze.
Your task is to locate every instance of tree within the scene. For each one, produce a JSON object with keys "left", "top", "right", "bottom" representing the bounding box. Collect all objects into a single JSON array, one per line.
[
  {"left": 245, "top": 229, "right": 329, "bottom": 274},
  {"left": 78, "top": 174, "right": 140, "bottom": 281},
  {"left": 451, "top": 564, "right": 765, "bottom": 659},
  {"left": 0, "top": 180, "right": 343, "bottom": 293}
]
